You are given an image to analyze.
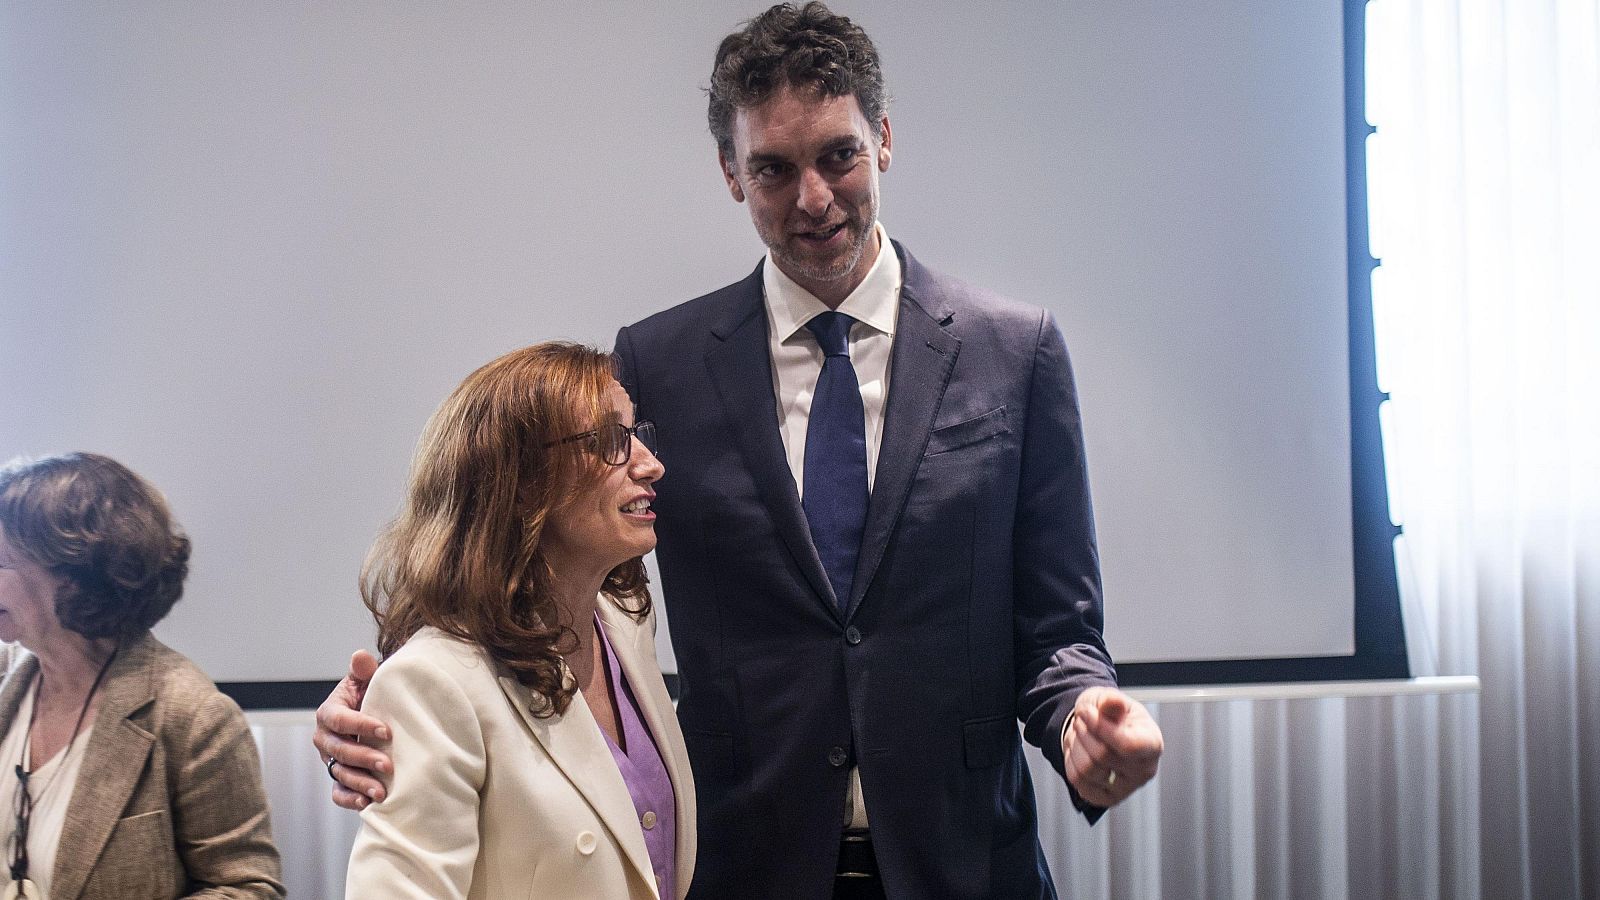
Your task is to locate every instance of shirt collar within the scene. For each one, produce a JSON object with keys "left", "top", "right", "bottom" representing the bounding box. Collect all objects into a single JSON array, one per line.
[{"left": 764, "top": 221, "right": 901, "bottom": 343}]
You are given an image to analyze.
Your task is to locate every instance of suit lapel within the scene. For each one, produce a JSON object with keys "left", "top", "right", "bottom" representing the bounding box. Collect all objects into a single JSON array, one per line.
[
  {"left": 703, "top": 263, "right": 840, "bottom": 618},
  {"left": 847, "top": 245, "right": 960, "bottom": 617},
  {"left": 497, "top": 663, "right": 658, "bottom": 896},
  {"left": 598, "top": 604, "right": 696, "bottom": 894},
  {"left": 53, "top": 636, "right": 160, "bottom": 900}
]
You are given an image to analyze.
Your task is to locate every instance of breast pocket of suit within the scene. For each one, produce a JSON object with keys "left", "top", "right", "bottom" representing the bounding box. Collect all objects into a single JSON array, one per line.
[
  {"left": 894, "top": 407, "right": 1011, "bottom": 589},
  {"left": 924, "top": 407, "right": 1009, "bottom": 458},
  {"left": 907, "top": 407, "right": 1012, "bottom": 528}
]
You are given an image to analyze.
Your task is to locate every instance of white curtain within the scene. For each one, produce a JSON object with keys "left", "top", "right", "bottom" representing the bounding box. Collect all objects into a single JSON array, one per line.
[
  {"left": 1367, "top": 0, "right": 1600, "bottom": 896},
  {"left": 248, "top": 711, "right": 361, "bottom": 900}
]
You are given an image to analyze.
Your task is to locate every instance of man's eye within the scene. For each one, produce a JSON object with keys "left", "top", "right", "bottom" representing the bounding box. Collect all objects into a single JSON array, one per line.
[
  {"left": 756, "top": 163, "right": 788, "bottom": 181},
  {"left": 826, "top": 148, "right": 858, "bottom": 168}
]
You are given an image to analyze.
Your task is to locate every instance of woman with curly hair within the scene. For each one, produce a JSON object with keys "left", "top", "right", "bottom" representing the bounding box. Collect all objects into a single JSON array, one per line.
[
  {"left": 343, "top": 342, "right": 694, "bottom": 900},
  {"left": 0, "top": 452, "right": 284, "bottom": 898}
]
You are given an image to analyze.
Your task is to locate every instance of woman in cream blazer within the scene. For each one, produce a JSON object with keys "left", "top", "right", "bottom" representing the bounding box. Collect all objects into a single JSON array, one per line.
[
  {"left": 347, "top": 602, "right": 694, "bottom": 900},
  {"left": 344, "top": 343, "right": 695, "bottom": 900}
]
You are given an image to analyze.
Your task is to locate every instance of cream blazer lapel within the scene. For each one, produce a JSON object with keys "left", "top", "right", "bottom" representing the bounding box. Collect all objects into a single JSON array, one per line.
[
  {"left": 496, "top": 643, "right": 658, "bottom": 897},
  {"left": 50, "top": 637, "right": 159, "bottom": 900},
  {"left": 597, "top": 602, "right": 696, "bottom": 894}
]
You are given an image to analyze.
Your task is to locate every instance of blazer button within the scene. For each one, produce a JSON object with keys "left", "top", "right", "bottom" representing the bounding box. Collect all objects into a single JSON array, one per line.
[
  {"left": 642, "top": 810, "right": 658, "bottom": 830},
  {"left": 845, "top": 626, "right": 862, "bottom": 645},
  {"left": 576, "top": 831, "right": 598, "bottom": 855},
  {"left": 828, "top": 746, "right": 848, "bottom": 768}
]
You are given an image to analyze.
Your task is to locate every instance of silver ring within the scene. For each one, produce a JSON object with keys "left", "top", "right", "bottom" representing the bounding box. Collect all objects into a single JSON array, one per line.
[
  {"left": 1106, "top": 769, "right": 1118, "bottom": 788},
  {"left": 326, "top": 757, "right": 339, "bottom": 782}
]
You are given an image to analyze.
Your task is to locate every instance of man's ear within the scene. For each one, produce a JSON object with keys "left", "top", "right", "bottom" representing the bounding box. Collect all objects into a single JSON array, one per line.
[
  {"left": 718, "top": 149, "right": 746, "bottom": 203},
  {"left": 877, "top": 116, "right": 893, "bottom": 172}
]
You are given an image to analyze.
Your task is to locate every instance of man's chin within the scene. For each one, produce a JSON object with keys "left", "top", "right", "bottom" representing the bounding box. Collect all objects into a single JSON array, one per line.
[
  {"left": 774, "top": 243, "right": 867, "bottom": 288},
  {"left": 777, "top": 257, "right": 854, "bottom": 285}
]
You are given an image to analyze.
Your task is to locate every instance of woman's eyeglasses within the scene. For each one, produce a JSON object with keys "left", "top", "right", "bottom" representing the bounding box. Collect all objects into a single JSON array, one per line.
[{"left": 544, "top": 421, "right": 657, "bottom": 466}]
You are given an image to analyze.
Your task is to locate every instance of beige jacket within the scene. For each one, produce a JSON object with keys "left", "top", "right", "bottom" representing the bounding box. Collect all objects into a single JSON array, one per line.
[
  {"left": 0, "top": 633, "right": 284, "bottom": 899},
  {"left": 346, "top": 600, "right": 697, "bottom": 900}
]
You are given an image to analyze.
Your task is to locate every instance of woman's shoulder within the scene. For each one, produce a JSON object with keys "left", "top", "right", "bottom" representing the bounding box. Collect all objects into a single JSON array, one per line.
[
  {"left": 370, "top": 626, "right": 504, "bottom": 697},
  {"left": 131, "top": 633, "right": 226, "bottom": 698},
  {"left": 121, "top": 634, "right": 252, "bottom": 741},
  {"left": 384, "top": 625, "right": 493, "bottom": 668}
]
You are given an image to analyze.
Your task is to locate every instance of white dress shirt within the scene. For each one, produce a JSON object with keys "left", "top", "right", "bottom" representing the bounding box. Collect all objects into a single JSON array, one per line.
[
  {"left": 762, "top": 221, "right": 901, "bottom": 831},
  {"left": 763, "top": 221, "right": 900, "bottom": 497}
]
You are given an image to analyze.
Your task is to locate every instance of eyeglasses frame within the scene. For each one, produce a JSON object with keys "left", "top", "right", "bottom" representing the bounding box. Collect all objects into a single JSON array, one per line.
[{"left": 543, "top": 420, "right": 657, "bottom": 467}]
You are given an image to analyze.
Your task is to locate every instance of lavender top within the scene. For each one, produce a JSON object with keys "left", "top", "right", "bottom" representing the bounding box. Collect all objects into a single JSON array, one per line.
[{"left": 596, "top": 614, "right": 678, "bottom": 899}]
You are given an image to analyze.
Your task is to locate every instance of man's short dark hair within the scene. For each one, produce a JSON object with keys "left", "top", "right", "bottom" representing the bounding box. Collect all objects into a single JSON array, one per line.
[
  {"left": 0, "top": 452, "right": 191, "bottom": 641},
  {"left": 708, "top": 2, "right": 888, "bottom": 161}
]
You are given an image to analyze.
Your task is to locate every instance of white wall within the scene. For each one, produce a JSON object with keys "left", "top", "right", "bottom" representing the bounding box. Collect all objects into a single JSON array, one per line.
[{"left": 1, "top": 1, "right": 1352, "bottom": 680}]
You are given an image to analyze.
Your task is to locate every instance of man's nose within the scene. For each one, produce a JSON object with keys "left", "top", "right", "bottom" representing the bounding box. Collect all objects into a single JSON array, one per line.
[{"left": 796, "top": 168, "right": 832, "bottom": 218}]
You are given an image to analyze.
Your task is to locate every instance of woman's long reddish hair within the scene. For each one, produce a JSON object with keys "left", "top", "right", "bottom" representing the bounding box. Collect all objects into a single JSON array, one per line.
[{"left": 361, "top": 342, "right": 649, "bottom": 716}]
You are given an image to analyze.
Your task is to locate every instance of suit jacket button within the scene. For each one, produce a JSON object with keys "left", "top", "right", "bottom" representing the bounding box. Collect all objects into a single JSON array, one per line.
[
  {"left": 642, "top": 810, "right": 658, "bottom": 830},
  {"left": 576, "top": 831, "right": 598, "bottom": 855},
  {"left": 845, "top": 626, "right": 862, "bottom": 645},
  {"left": 828, "top": 746, "right": 848, "bottom": 768}
]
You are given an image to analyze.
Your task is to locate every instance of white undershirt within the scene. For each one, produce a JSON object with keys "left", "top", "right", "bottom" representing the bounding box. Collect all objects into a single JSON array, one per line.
[
  {"left": 0, "top": 679, "right": 95, "bottom": 900},
  {"left": 762, "top": 221, "right": 902, "bottom": 831}
]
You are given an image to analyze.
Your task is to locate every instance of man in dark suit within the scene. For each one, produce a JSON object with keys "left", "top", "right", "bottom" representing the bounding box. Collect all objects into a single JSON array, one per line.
[{"left": 318, "top": 4, "right": 1162, "bottom": 898}]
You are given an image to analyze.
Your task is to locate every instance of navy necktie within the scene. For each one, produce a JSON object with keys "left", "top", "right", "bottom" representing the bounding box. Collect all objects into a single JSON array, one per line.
[{"left": 803, "top": 311, "right": 869, "bottom": 610}]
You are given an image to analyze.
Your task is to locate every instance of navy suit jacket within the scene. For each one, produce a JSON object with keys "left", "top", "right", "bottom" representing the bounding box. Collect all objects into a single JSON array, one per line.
[{"left": 614, "top": 242, "right": 1116, "bottom": 899}]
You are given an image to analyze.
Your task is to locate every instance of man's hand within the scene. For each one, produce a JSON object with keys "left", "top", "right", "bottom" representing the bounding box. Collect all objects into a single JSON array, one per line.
[
  {"left": 1062, "top": 686, "right": 1163, "bottom": 809},
  {"left": 313, "top": 650, "right": 393, "bottom": 810}
]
